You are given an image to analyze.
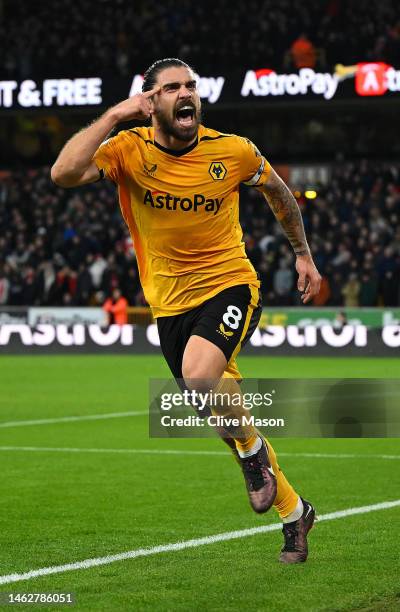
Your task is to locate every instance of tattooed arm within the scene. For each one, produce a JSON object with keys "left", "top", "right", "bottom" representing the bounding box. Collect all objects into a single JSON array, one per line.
[
  {"left": 259, "top": 167, "right": 322, "bottom": 303},
  {"left": 260, "top": 167, "right": 309, "bottom": 255}
]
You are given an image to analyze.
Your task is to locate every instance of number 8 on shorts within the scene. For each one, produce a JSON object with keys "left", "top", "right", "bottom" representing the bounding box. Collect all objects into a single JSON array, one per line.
[{"left": 223, "top": 305, "right": 243, "bottom": 330}]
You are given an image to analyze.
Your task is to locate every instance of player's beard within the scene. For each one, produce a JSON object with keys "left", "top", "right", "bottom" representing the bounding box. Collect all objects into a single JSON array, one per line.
[{"left": 154, "top": 104, "right": 202, "bottom": 143}]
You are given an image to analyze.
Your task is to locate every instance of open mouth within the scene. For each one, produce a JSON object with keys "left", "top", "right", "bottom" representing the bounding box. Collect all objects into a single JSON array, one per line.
[{"left": 175, "top": 105, "right": 195, "bottom": 127}]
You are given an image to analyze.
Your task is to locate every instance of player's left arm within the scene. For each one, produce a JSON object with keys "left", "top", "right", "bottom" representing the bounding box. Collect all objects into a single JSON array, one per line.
[{"left": 259, "top": 167, "right": 322, "bottom": 304}]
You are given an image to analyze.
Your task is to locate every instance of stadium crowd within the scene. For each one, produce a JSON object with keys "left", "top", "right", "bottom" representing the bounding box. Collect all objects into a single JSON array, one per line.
[
  {"left": 1, "top": 0, "right": 400, "bottom": 78},
  {"left": 0, "top": 160, "right": 399, "bottom": 308}
]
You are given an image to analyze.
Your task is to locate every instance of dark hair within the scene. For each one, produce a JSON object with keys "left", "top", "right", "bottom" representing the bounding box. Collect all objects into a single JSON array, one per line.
[{"left": 142, "top": 58, "right": 192, "bottom": 92}]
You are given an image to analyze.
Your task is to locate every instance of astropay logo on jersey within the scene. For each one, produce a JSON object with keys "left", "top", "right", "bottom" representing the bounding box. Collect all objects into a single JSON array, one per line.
[
  {"left": 143, "top": 190, "right": 223, "bottom": 215},
  {"left": 129, "top": 73, "right": 224, "bottom": 104},
  {"left": 241, "top": 68, "right": 339, "bottom": 100}
]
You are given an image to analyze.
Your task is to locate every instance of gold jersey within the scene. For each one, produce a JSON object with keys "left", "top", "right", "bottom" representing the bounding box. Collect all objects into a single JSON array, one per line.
[{"left": 93, "top": 125, "right": 271, "bottom": 317}]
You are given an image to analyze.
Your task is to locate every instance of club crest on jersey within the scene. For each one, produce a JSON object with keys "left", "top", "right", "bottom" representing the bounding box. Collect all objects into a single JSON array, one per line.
[
  {"left": 144, "top": 163, "right": 157, "bottom": 176},
  {"left": 143, "top": 190, "right": 223, "bottom": 215},
  {"left": 209, "top": 161, "right": 227, "bottom": 181}
]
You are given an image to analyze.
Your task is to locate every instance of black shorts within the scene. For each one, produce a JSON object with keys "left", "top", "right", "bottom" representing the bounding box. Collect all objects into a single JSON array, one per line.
[{"left": 157, "top": 284, "right": 262, "bottom": 380}]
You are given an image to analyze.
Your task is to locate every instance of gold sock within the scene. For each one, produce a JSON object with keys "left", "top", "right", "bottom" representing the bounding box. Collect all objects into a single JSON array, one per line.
[
  {"left": 210, "top": 372, "right": 258, "bottom": 450},
  {"left": 210, "top": 371, "right": 299, "bottom": 518},
  {"left": 235, "top": 432, "right": 259, "bottom": 454},
  {"left": 263, "top": 437, "right": 299, "bottom": 519}
]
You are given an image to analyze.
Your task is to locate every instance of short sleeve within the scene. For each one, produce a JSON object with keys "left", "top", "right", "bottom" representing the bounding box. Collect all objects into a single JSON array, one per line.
[
  {"left": 238, "top": 137, "right": 271, "bottom": 187},
  {"left": 93, "top": 135, "right": 123, "bottom": 183}
]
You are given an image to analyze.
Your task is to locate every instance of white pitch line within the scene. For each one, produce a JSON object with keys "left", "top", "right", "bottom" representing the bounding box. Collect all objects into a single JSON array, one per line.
[
  {"left": 0, "top": 446, "right": 399, "bottom": 460},
  {"left": 0, "top": 499, "right": 399, "bottom": 586},
  {"left": 0, "top": 411, "right": 147, "bottom": 429},
  {"left": 0, "top": 446, "right": 225, "bottom": 456},
  {"left": 279, "top": 452, "right": 400, "bottom": 460}
]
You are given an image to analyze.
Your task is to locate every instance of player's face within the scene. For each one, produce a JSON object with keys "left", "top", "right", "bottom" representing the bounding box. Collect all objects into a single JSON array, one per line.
[{"left": 152, "top": 66, "right": 201, "bottom": 142}]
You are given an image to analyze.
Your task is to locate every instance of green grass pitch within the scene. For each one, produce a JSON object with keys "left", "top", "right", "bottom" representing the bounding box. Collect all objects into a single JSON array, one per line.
[{"left": 0, "top": 355, "right": 399, "bottom": 611}]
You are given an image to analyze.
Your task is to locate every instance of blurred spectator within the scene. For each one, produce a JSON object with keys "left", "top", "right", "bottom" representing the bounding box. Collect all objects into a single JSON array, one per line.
[
  {"left": 21, "top": 267, "right": 40, "bottom": 305},
  {"left": 103, "top": 288, "right": 128, "bottom": 325},
  {"left": 75, "top": 264, "right": 93, "bottom": 305},
  {"left": 333, "top": 311, "right": 348, "bottom": 329},
  {"left": 359, "top": 272, "right": 378, "bottom": 306},
  {"left": 287, "top": 34, "right": 317, "bottom": 69},
  {"left": 273, "top": 259, "right": 294, "bottom": 304},
  {"left": 342, "top": 273, "right": 360, "bottom": 307},
  {"left": 0, "top": 264, "right": 10, "bottom": 304},
  {"left": 328, "top": 272, "right": 344, "bottom": 306},
  {"left": 89, "top": 254, "right": 107, "bottom": 289},
  {"left": 381, "top": 271, "right": 399, "bottom": 306}
]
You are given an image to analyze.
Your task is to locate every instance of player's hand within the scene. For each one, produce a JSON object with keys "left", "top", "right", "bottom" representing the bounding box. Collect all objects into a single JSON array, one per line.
[
  {"left": 107, "top": 86, "right": 160, "bottom": 123},
  {"left": 295, "top": 254, "right": 322, "bottom": 304}
]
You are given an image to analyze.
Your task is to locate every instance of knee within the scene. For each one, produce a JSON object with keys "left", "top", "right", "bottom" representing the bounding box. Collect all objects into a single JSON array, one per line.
[{"left": 182, "top": 361, "right": 217, "bottom": 393}]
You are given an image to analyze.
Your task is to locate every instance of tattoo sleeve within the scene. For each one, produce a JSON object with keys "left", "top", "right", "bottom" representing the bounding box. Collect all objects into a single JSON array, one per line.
[{"left": 260, "top": 168, "right": 310, "bottom": 256}]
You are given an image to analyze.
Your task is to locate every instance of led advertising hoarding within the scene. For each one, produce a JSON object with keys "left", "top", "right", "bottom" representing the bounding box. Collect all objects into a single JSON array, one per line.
[{"left": 1, "top": 63, "right": 399, "bottom": 110}]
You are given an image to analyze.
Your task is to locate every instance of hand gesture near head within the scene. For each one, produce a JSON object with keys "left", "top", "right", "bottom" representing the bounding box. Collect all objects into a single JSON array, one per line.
[{"left": 110, "top": 86, "right": 160, "bottom": 123}]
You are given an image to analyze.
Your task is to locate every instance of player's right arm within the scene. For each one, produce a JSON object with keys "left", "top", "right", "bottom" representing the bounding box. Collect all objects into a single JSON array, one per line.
[{"left": 50, "top": 87, "right": 160, "bottom": 188}]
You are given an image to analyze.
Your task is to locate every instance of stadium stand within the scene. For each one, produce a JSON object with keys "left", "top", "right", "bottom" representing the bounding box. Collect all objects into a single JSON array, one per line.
[
  {"left": 1, "top": 0, "right": 399, "bottom": 78},
  {"left": 0, "top": 160, "right": 399, "bottom": 307}
]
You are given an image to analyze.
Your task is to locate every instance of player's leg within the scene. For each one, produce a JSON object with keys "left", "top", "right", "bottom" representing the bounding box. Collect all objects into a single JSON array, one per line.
[
  {"left": 156, "top": 289, "right": 272, "bottom": 508},
  {"left": 226, "top": 294, "right": 316, "bottom": 562},
  {"left": 225, "top": 312, "right": 302, "bottom": 524},
  {"left": 182, "top": 285, "right": 309, "bottom": 525},
  {"left": 157, "top": 289, "right": 314, "bottom": 560},
  {"left": 181, "top": 285, "right": 278, "bottom": 512},
  {"left": 223, "top": 297, "right": 315, "bottom": 554},
  {"left": 182, "top": 334, "right": 263, "bottom": 447},
  {"left": 156, "top": 308, "right": 245, "bottom": 449},
  {"left": 181, "top": 285, "right": 261, "bottom": 452}
]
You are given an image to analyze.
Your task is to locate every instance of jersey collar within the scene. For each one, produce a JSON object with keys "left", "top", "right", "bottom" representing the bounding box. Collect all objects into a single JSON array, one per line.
[{"left": 153, "top": 136, "right": 199, "bottom": 157}]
